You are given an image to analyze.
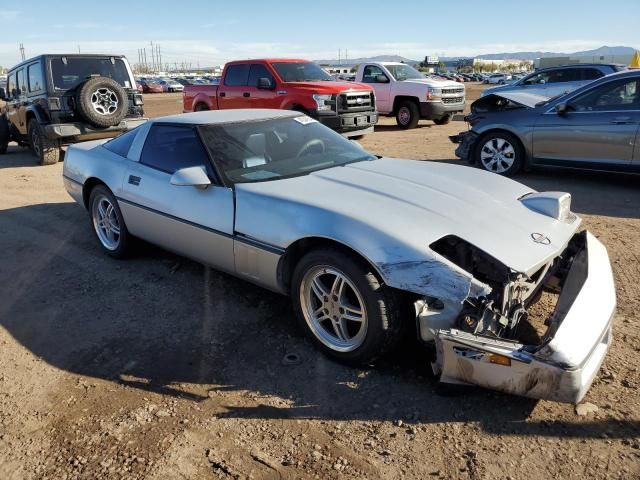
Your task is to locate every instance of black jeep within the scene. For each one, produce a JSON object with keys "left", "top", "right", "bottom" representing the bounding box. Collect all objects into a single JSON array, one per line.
[{"left": 0, "top": 54, "right": 146, "bottom": 165}]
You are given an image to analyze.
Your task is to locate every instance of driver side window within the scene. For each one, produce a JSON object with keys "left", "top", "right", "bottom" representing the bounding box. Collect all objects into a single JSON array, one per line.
[
  {"left": 140, "top": 125, "right": 213, "bottom": 176},
  {"left": 362, "top": 65, "right": 386, "bottom": 83},
  {"left": 571, "top": 78, "right": 640, "bottom": 112}
]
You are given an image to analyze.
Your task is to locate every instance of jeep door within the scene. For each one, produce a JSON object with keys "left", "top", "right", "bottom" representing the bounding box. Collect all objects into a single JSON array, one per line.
[
  {"left": 5, "top": 69, "right": 28, "bottom": 135},
  {"left": 533, "top": 76, "right": 640, "bottom": 167},
  {"left": 119, "top": 123, "right": 235, "bottom": 272}
]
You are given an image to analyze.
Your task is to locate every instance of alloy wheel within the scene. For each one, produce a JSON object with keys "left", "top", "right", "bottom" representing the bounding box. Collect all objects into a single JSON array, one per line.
[
  {"left": 300, "top": 266, "right": 367, "bottom": 352},
  {"left": 480, "top": 137, "right": 515, "bottom": 173},
  {"left": 90, "top": 87, "right": 119, "bottom": 115},
  {"left": 398, "top": 106, "right": 411, "bottom": 126},
  {"left": 92, "top": 195, "right": 121, "bottom": 250}
]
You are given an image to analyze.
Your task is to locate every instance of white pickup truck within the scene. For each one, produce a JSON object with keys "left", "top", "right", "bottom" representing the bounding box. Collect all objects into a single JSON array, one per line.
[{"left": 355, "top": 62, "right": 466, "bottom": 128}]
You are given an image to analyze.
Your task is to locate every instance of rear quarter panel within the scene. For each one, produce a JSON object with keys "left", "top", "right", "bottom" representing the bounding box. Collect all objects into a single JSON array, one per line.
[{"left": 183, "top": 85, "right": 219, "bottom": 112}]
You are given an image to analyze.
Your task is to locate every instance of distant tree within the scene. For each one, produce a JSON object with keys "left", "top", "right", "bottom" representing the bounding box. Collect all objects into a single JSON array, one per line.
[{"left": 350, "top": 64, "right": 359, "bottom": 73}]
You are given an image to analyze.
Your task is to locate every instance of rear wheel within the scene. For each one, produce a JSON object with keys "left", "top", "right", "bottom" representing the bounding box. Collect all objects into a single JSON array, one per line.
[
  {"left": 0, "top": 116, "right": 9, "bottom": 154},
  {"left": 194, "top": 103, "right": 209, "bottom": 112},
  {"left": 291, "top": 248, "right": 404, "bottom": 365},
  {"left": 433, "top": 114, "right": 452, "bottom": 125},
  {"left": 475, "top": 131, "right": 523, "bottom": 176},
  {"left": 395, "top": 101, "right": 420, "bottom": 129},
  {"left": 89, "top": 185, "right": 131, "bottom": 258},
  {"left": 28, "top": 121, "right": 60, "bottom": 165}
]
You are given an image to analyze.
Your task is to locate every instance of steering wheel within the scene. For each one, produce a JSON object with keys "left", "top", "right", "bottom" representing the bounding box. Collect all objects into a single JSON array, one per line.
[{"left": 296, "top": 139, "right": 326, "bottom": 159}]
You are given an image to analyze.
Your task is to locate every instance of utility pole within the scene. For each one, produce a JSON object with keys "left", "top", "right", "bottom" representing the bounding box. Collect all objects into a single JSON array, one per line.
[
  {"left": 150, "top": 41, "right": 155, "bottom": 72},
  {"left": 19, "top": 43, "right": 25, "bottom": 61},
  {"left": 77, "top": 45, "right": 81, "bottom": 53},
  {"left": 338, "top": 49, "right": 341, "bottom": 65}
]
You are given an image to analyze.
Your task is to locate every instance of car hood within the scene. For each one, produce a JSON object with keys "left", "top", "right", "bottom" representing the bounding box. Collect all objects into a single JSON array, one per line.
[
  {"left": 235, "top": 158, "right": 581, "bottom": 276},
  {"left": 398, "top": 78, "right": 461, "bottom": 88},
  {"left": 283, "top": 80, "right": 371, "bottom": 93},
  {"left": 473, "top": 91, "right": 553, "bottom": 110}
]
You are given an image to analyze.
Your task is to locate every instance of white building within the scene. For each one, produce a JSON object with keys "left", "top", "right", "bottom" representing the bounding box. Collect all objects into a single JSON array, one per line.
[{"left": 535, "top": 54, "right": 634, "bottom": 69}]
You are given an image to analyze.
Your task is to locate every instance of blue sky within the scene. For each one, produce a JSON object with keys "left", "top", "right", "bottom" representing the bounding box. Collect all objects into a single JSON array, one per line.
[{"left": 1, "top": 0, "right": 638, "bottom": 67}]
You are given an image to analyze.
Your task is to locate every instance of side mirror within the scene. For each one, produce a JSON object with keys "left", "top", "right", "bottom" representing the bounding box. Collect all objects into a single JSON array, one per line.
[
  {"left": 0, "top": 87, "right": 5, "bottom": 101},
  {"left": 170, "top": 166, "right": 211, "bottom": 189},
  {"left": 375, "top": 74, "right": 389, "bottom": 83},
  {"left": 257, "top": 77, "right": 275, "bottom": 90},
  {"left": 555, "top": 103, "right": 568, "bottom": 115}
]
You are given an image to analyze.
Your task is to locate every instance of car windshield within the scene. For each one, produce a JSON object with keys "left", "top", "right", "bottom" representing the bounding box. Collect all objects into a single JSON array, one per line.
[
  {"left": 271, "top": 62, "right": 333, "bottom": 82},
  {"left": 50, "top": 56, "right": 131, "bottom": 90},
  {"left": 199, "top": 116, "right": 376, "bottom": 184},
  {"left": 385, "top": 64, "right": 424, "bottom": 81}
]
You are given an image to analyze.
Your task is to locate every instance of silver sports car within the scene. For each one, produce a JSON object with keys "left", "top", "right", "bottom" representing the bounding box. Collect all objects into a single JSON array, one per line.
[{"left": 63, "top": 109, "right": 616, "bottom": 403}]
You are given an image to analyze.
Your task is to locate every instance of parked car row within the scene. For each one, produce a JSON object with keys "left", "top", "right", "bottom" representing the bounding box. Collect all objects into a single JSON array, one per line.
[{"left": 134, "top": 75, "right": 220, "bottom": 94}]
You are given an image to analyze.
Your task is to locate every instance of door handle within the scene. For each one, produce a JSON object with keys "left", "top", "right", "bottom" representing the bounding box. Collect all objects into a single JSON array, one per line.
[
  {"left": 611, "top": 117, "right": 633, "bottom": 125},
  {"left": 128, "top": 175, "right": 141, "bottom": 186},
  {"left": 243, "top": 92, "right": 250, "bottom": 98},
  {"left": 219, "top": 92, "right": 226, "bottom": 97}
]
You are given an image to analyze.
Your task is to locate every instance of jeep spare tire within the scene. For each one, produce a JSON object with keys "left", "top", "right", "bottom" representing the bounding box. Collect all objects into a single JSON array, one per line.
[{"left": 75, "top": 77, "right": 128, "bottom": 128}]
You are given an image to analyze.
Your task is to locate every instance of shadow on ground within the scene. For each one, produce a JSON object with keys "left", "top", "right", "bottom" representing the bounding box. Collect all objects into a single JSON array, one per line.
[{"left": 1, "top": 201, "right": 639, "bottom": 440}]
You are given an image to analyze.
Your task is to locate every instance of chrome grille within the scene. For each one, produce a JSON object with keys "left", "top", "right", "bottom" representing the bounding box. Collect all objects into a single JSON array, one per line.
[
  {"left": 442, "top": 87, "right": 465, "bottom": 95},
  {"left": 338, "top": 91, "right": 374, "bottom": 112},
  {"left": 442, "top": 96, "right": 464, "bottom": 104}
]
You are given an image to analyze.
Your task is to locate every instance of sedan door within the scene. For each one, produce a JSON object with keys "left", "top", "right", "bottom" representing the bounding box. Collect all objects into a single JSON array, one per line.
[
  {"left": 119, "top": 124, "right": 235, "bottom": 273},
  {"left": 533, "top": 77, "right": 640, "bottom": 168}
]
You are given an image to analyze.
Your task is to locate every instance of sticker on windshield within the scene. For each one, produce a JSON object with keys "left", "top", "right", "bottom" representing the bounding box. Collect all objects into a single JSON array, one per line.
[{"left": 294, "top": 116, "right": 318, "bottom": 125}]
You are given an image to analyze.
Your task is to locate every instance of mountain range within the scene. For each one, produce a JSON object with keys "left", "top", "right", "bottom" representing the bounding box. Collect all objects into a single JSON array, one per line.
[{"left": 314, "top": 46, "right": 637, "bottom": 65}]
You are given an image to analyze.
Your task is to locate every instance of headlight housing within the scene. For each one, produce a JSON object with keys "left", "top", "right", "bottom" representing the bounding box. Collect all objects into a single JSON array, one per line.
[
  {"left": 426, "top": 87, "right": 442, "bottom": 101},
  {"left": 312, "top": 93, "right": 334, "bottom": 112}
]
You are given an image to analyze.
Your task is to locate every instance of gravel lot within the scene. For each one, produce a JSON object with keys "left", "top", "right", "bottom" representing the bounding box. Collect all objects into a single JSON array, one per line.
[{"left": 0, "top": 85, "right": 639, "bottom": 479}]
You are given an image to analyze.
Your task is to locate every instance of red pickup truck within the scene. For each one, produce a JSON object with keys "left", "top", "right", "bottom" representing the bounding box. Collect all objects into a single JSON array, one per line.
[{"left": 183, "top": 58, "right": 377, "bottom": 137}]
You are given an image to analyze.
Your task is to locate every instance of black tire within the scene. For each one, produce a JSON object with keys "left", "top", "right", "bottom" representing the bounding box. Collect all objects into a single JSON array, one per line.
[
  {"left": 350, "top": 135, "right": 365, "bottom": 141},
  {"left": 291, "top": 248, "right": 405, "bottom": 366},
  {"left": 88, "top": 185, "right": 131, "bottom": 258},
  {"left": 395, "top": 100, "right": 420, "bottom": 129},
  {"left": 194, "top": 103, "right": 209, "bottom": 112},
  {"left": 75, "top": 77, "right": 128, "bottom": 128},
  {"left": 28, "top": 121, "right": 61, "bottom": 165},
  {"left": 433, "top": 114, "right": 452, "bottom": 125},
  {"left": 474, "top": 131, "right": 523, "bottom": 176},
  {"left": 0, "top": 115, "right": 9, "bottom": 155}
]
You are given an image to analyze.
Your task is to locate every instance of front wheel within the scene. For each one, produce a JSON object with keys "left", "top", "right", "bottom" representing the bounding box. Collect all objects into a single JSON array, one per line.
[
  {"left": 395, "top": 101, "right": 420, "bottom": 129},
  {"left": 28, "top": 121, "right": 60, "bottom": 165},
  {"left": 291, "top": 248, "right": 404, "bottom": 365},
  {"left": 474, "top": 131, "right": 523, "bottom": 176},
  {"left": 89, "top": 185, "right": 131, "bottom": 258}
]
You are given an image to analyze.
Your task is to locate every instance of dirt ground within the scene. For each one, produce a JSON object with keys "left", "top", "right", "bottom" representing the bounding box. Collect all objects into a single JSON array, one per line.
[{"left": 0, "top": 84, "right": 639, "bottom": 480}]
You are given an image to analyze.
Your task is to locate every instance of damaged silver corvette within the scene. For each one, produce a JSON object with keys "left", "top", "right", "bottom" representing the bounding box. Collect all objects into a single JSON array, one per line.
[{"left": 63, "top": 110, "right": 616, "bottom": 403}]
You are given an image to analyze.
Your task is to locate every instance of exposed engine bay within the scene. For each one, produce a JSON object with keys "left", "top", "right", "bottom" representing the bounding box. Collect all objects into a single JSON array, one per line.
[{"left": 425, "top": 232, "right": 587, "bottom": 347}]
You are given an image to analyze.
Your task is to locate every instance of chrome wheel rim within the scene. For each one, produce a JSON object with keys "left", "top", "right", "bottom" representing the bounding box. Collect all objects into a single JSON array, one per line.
[
  {"left": 300, "top": 266, "right": 367, "bottom": 352},
  {"left": 31, "top": 128, "right": 41, "bottom": 157},
  {"left": 92, "top": 195, "right": 121, "bottom": 250},
  {"left": 90, "top": 87, "right": 119, "bottom": 115},
  {"left": 480, "top": 138, "right": 515, "bottom": 173},
  {"left": 398, "top": 106, "right": 411, "bottom": 125}
]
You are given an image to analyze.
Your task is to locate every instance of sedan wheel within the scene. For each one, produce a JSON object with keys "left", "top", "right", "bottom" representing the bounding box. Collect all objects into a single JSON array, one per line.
[
  {"left": 89, "top": 185, "right": 130, "bottom": 258},
  {"left": 476, "top": 132, "right": 523, "bottom": 176},
  {"left": 300, "top": 266, "right": 367, "bottom": 352}
]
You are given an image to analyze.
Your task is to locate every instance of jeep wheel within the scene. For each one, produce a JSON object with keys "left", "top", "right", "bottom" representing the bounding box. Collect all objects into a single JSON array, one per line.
[
  {"left": 395, "top": 101, "right": 420, "bottom": 129},
  {"left": 76, "top": 77, "right": 128, "bottom": 128},
  {"left": 28, "top": 121, "right": 61, "bottom": 165},
  {"left": 0, "top": 116, "right": 9, "bottom": 155}
]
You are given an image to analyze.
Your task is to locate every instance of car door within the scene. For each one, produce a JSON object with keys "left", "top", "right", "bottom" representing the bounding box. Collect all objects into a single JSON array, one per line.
[
  {"left": 246, "top": 63, "right": 279, "bottom": 108},
  {"left": 533, "top": 76, "right": 640, "bottom": 167},
  {"left": 361, "top": 65, "right": 391, "bottom": 113},
  {"left": 218, "top": 64, "right": 251, "bottom": 109},
  {"left": 6, "top": 69, "right": 28, "bottom": 135},
  {"left": 119, "top": 123, "right": 236, "bottom": 273}
]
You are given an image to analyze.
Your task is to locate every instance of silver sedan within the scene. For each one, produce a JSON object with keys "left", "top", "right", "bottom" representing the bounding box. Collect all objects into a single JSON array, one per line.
[
  {"left": 63, "top": 109, "right": 615, "bottom": 403},
  {"left": 452, "top": 70, "right": 640, "bottom": 176}
]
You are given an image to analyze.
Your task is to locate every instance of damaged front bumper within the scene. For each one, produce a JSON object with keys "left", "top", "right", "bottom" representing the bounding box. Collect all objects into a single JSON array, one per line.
[
  {"left": 431, "top": 231, "right": 615, "bottom": 403},
  {"left": 449, "top": 130, "right": 478, "bottom": 162}
]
